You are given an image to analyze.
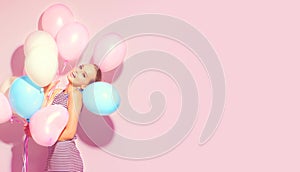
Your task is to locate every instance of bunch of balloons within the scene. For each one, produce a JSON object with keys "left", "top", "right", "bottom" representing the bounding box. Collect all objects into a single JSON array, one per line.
[
  {"left": 3, "top": 4, "right": 89, "bottom": 146},
  {"left": 25, "top": 3, "right": 89, "bottom": 87},
  {"left": 0, "top": 3, "right": 124, "bottom": 147}
]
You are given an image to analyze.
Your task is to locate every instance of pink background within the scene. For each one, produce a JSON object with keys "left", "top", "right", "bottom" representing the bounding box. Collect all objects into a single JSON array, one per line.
[{"left": 1, "top": 0, "right": 300, "bottom": 171}]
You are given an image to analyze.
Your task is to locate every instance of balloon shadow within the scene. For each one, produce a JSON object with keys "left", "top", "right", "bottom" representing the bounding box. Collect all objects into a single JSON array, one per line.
[
  {"left": 11, "top": 45, "right": 25, "bottom": 77},
  {"left": 101, "top": 63, "right": 123, "bottom": 83},
  {"left": 0, "top": 118, "right": 47, "bottom": 172},
  {"left": 27, "top": 138, "right": 48, "bottom": 172},
  {"left": 78, "top": 107, "right": 115, "bottom": 148},
  {"left": 0, "top": 120, "right": 23, "bottom": 172},
  {"left": 38, "top": 13, "right": 44, "bottom": 30}
]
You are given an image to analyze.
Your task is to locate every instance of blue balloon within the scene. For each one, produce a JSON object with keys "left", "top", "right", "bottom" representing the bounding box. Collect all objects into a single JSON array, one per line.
[
  {"left": 83, "top": 82, "right": 120, "bottom": 115},
  {"left": 9, "top": 76, "right": 44, "bottom": 120}
]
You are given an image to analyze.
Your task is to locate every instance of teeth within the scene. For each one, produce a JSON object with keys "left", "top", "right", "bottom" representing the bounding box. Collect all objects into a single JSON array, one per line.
[{"left": 71, "top": 72, "right": 75, "bottom": 78}]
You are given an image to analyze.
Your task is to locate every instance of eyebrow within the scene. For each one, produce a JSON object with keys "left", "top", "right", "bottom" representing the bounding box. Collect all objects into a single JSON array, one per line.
[{"left": 80, "top": 65, "right": 89, "bottom": 77}]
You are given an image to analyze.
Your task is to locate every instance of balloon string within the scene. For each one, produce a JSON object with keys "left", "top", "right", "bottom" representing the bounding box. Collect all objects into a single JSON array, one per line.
[
  {"left": 22, "top": 135, "right": 29, "bottom": 172},
  {"left": 58, "top": 60, "right": 72, "bottom": 76},
  {"left": 10, "top": 116, "right": 24, "bottom": 124},
  {"left": 61, "top": 60, "right": 68, "bottom": 74}
]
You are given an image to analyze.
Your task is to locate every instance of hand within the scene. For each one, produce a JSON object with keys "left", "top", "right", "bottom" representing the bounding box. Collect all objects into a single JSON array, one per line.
[
  {"left": 23, "top": 122, "right": 31, "bottom": 137},
  {"left": 44, "top": 80, "right": 60, "bottom": 96}
]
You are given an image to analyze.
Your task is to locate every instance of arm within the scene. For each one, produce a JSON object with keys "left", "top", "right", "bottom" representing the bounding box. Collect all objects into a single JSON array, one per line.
[
  {"left": 42, "top": 80, "right": 60, "bottom": 108},
  {"left": 0, "top": 76, "right": 17, "bottom": 94},
  {"left": 58, "top": 89, "right": 82, "bottom": 141}
]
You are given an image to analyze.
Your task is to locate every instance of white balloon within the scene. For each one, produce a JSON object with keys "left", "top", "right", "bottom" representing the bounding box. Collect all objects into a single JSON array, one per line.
[
  {"left": 24, "top": 31, "right": 58, "bottom": 56},
  {"left": 25, "top": 47, "right": 58, "bottom": 87}
]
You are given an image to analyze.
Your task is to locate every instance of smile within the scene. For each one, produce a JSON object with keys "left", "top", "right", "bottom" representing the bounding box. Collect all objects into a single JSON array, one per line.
[{"left": 71, "top": 72, "right": 76, "bottom": 78}]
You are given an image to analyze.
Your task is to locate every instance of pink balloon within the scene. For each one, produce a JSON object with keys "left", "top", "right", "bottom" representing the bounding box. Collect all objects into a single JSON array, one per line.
[
  {"left": 93, "top": 34, "right": 127, "bottom": 72},
  {"left": 30, "top": 105, "right": 69, "bottom": 146},
  {"left": 0, "top": 93, "right": 12, "bottom": 124},
  {"left": 41, "top": 4, "right": 74, "bottom": 37},
  {"left": 56, "top": 22, "right": 89, "bottom": 61}
]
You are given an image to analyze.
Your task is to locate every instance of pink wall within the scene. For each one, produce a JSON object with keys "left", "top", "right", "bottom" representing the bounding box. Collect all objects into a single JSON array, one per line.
[{"left": 1, "top": 0, "right": 300, "bottom": 171}]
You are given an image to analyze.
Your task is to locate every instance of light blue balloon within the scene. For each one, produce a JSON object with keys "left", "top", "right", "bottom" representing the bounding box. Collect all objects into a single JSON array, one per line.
[
  {"left": 9, "top": 76, "right": 44, "bottom": 120},
  {"left": 83, "top": 82, "right": 120, "bottom": 115}
]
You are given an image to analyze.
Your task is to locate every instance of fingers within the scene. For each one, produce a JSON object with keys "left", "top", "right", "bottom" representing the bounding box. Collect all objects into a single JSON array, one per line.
[
  {"left": 44, "top": 80, "right": 60, "bottom": 94},
  {"left": 51, "top": 80, "right": 60, "bottom": 89},
  {"left": 51, "top": 80, "right": 60, "bottom": 87}
]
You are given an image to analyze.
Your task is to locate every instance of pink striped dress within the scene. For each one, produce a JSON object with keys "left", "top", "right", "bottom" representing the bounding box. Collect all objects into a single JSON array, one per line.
[{"left": 46, "top": 90, "right": 83, "bottom": 171}]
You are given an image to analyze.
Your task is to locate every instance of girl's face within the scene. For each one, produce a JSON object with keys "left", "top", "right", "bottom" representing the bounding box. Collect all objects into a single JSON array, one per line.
[{"left": 67, "top": 64, "right": 97, "bottom": 88}]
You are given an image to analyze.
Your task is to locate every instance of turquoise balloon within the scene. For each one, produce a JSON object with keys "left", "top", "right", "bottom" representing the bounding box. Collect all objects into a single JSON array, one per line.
[
  {"left": 83, "top": 82, "right": 120, "bottom": 115},
  {"left": 9, "top": 76, "right": 44, "bottom": 120}
]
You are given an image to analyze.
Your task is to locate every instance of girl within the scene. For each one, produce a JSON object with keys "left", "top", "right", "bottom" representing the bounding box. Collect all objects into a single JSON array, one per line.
[{"left": 24, "top": 64, "right": 102, "bottom": 171}]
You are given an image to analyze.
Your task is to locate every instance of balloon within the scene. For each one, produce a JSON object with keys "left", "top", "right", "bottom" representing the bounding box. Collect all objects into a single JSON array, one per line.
[
  {"left": 24, "top": 31, "right": 58, "bottom": 56},
  {"left": 0, "top": 93, "right": 12, "bottom": 124},
  {"left": 9, "top": 76, "right": 44, "bottom": 120},
  {"left": 93, "top": 34, "right": 126, "bottom": 72},
  {"left": 56, "top": 22, "right": 89, "bottom": 61},
  {"left": 30, "top": 105, "right": 69, "bottom": 146},
  {"left": 83, "top": 82, "right": 120, "bottom": 115},
  {"left": 25, "top": 46, "right": 58, "bottom": 87},
  {"left": 41, "top": 4, "right": 74, "bottom": 37}
]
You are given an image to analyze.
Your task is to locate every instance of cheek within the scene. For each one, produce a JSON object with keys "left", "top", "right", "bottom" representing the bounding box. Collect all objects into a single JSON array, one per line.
[
  {"left": 82, "top": 78, "right": 90, "bottom": 85},
  {"left": 74, "top": 76, "right": 89, "bottom": 86},
  {"left": 70, "top": 77, "right": 80, "bottom": 85}
]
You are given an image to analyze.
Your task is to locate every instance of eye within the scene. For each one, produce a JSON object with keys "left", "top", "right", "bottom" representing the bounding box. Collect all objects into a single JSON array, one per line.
[
  {"left": 79, "top": 65, "right": 83, "bottom": 69},
  {"left": 82, "top": 73, "right": 86, "bottom": 78}
]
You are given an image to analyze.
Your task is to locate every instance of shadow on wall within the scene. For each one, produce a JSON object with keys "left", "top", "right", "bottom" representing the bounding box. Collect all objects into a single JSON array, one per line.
[
  {"left": 101, "top": 63, "right": 123, "bottom": 83},
  {"left": 11, "top": 45, "right": 26, "bottom": 77},
  {"left": 0, "top": 119, "right": 48, "bottom": 172},
  {"left": 78, "top": 106, "right": 115, "bottom": 148}
]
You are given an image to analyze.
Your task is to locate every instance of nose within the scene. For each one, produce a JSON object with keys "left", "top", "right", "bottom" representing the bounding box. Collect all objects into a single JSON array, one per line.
[{"left": 75, "top": 67, "right": 80, "bottom": 73}]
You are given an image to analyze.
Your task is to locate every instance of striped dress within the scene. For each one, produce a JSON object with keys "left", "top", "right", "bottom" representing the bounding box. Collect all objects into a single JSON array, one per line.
[{"left": 46, "top": 90, "right": 83, "bottom": 172}]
